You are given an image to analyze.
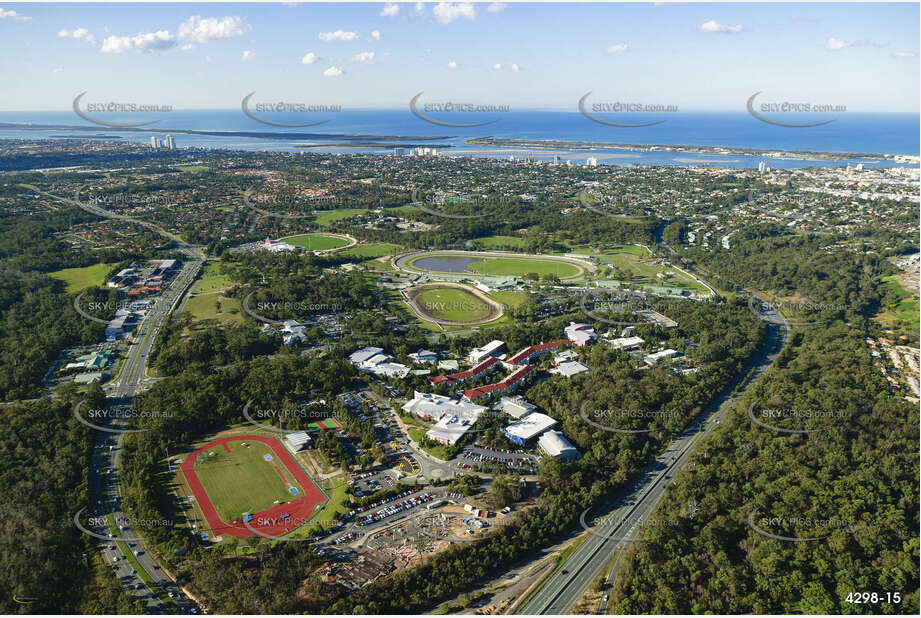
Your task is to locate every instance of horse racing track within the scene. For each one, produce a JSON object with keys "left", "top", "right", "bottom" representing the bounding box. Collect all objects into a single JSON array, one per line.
[{"left": 178, "top": 435, "right": 326, "bottom": 539}]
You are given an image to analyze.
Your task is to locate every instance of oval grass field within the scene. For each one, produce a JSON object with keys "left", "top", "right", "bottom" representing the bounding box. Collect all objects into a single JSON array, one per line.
[{"left": 282, "top": 233, "right": 351, "bottom": 251}]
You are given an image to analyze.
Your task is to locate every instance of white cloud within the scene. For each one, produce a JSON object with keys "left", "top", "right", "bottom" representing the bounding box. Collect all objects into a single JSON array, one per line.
[
  {"left": 101, "top": 30, "right": 176, "bottom": 54},
  {"left": 411, "top": 2, "right": 426, "bottom": 17},
  {"left": 181, "top": 43, "right": 196, "bottom": 51},
  {"left": 510, "top": 63, "right": 520, "bottom": 71},
  {"left": 492, "top": 63, "right": 501, "bottom": 70},
  {"left": 319, "top": 29, "right": 359, "bottom": 41},
  {"left": 487, "top": 2, "right": 506, "bottom": 12},
  {"left": 352, "top": 51, "right": 375, "bottom": 63},
  {"left": 58, "top": 28, "right": 98, "bottom": 46},
  {"left": 380, "top": 2, "right": 399, "bottom": 17},
  {"left": 606, "top": 43, "right": 629, "bottom": 53},
  {"left": 178, "top": 16, "right": 249, "bottom": 43},
  {"left": 825, "top": 37, "right": 881, "bottom": 51},
  {"left": 447, "top": 60, "right": 457, "bottom": 69},
  {"left": 301, "top": 52, "right": 320, "bottom": 64},
  {"left": 52, "top": 67, "right": 63, "bottom": 73},
  {"left": 698, "top": 20, "right": 743, "bottom": 34},
  {"left": 892, "top": 50, "right": 918, "bottom": 58},
  {"left": 0, "top": 8, "right": 30, "bottom": 21},
  {"left": 241, "top": 50, "right": 255, "bottom": 62},
  {"left": 370, "top": 29, "right": 382, "bottom": 40},
  {"left": 323, "top": 66, "right": 343, "bottom": 77},
  {"left": 433, "top": 2, "right": 476, "bottom": 24}
]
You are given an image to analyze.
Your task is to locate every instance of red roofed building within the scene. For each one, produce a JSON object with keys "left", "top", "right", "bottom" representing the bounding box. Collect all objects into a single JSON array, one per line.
[
  {"left": 464, "top": 364, "right": 534, "bottom": 401},
  {"left": 429, "top": 356, "right": 502, "bottom": 386},
  {"left": 507, "top": 340, "right": 571, "bottom": 366}
]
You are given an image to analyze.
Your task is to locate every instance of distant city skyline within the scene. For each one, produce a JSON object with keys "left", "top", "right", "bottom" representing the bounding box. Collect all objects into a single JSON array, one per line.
[{"left": 1, "top": 2, "right": 918, "bottom": 112}]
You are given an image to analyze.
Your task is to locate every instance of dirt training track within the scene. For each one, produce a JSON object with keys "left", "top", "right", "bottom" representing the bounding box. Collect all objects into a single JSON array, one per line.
[
  {"left": 178, "top": 435, "right": 326, "bottom": 539},
  {"left": 403, "top": 282, "right": 505, "bottom": 326}
]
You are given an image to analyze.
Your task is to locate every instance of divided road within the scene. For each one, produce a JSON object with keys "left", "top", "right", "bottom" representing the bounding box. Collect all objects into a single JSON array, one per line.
[
  {"left": 90, "top": 249, "right": 202, "bottom": 613},
  {"left": 27, "top": 183, "right": 205, "bottom": 612},
  {"left": 522, "top": 300, "right": 789, "bottom": 615}
]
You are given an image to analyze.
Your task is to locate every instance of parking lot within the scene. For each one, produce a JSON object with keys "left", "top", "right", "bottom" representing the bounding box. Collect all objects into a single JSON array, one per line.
[{"left": 458, "top": 446, "right": 539, "bottom": 474}]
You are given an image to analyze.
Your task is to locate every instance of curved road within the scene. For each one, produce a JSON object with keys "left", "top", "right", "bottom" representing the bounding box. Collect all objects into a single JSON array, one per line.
[
  {"left": 522, "top": 298, "right": 789, "bottom": 615},
  {"left": 27, "top": 184, "right": 203, "bottom": 613}
]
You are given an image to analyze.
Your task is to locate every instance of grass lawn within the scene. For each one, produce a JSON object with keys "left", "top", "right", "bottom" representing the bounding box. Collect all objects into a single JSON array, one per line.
[
  {"left": 415, "top": 287, "right": 493, "bottom": 322},
  {"left": 467, "top": 257, "right": 581, "bottom": 278},
  {"left": 407, "top": 427, "right": 453, "bottom": 460},
  {"left": 49, "top": 263, "right": 114, "bottom": 293},
  {"left": 601, "top": 244, "right": 651, "bottom": 257},
  {"left": 473, "top": 235, "right": 526, "bottom": 250},
  {"left": 282, "top": 233, "right": 350, "bottom": 250},
  {"left": 312, "top": 208, "right": 369, "bottom": 226},
  {"left": 194, "top": 440, "right": 303, "bottom": 521},
  {"left": 183, "top": 293, "right": 244, "bottom": 324},
  {"left": 878, "top": 274, "right": 920, "bottom": 336},
  {"left": 339, "top": 243, "right": 403, "bottom": 259},
  {"left": 490, "top": 290, "right": 529, "bottom": 309},
  {"left": 176, "top": 165, "right": 211, "bottom": 172},
  {"left": 191, "top": 262, "right": 233, "bottom": 294}
]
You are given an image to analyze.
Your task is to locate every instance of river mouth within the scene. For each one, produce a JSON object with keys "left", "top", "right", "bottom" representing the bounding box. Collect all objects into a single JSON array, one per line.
[{"left": 413, "top": 256, "right": 483, "bottom": 273}]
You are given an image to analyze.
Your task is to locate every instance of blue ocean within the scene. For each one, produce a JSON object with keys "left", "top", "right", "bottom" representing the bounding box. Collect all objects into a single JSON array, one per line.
[{"left": 0, "top": 109, "right": 917, "bottom": 169}]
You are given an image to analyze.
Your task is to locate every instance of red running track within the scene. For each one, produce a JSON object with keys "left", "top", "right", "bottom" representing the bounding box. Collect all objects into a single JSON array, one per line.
[{"left": 179, "top": 435, "right": 326, "bottom": 539}]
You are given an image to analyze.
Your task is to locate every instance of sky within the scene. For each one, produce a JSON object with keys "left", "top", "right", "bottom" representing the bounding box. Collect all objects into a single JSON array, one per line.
[{"left": 1, "top": 2, "right": 918, "bottom": 112}]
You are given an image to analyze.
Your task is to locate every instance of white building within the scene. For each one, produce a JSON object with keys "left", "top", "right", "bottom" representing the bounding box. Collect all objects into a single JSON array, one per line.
[
  {"left": 549, "top": 360, "right": 590, "bottom": 378},
  {"left": 370, "top": 362, "right": 410, "bottom": 379},
  {"left": 644, "top": 349, "right": 679, "bottom": 365},
  {"left": 502, "top": 412, "right": 558, "bottom": 445},
  {"left": 409, "top": 349, "right": 438, "bottom": 365},
  {"left": 538, "top": 430, "right": 580, "bottom": 461},
  {"left": 281, "top": 319, "right": 307, "bottom": 346},
  {"left": 165, "top": 134, "right": 176, "bottom": 150},
  {"left": 403, "top": 391, "right": 486, "bottom": 423},
  {"left": 286, "top": 431, "right": 314, "bottom": 452},
  {"left": 564, "top": 322, "right": 596, "bottom": 346},
  {"left": 349, "top": 346, "right": 409, "bottom": 378},
  {"left": 497, "top": 396, "right": 537, "bottom": 419},
  {"left": 606, "top": 336, "right": 644, "bottom": 351},
  {"left": 349, "top": 347, "right": 384, "bottom": 366},
  {"left": 468, "top": 340, "right": 506, "bottom": 365}
]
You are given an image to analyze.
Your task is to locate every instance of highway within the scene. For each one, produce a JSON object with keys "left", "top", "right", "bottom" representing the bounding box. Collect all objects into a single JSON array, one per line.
[
  {"left": 521, "top": 299, "right": 789, "bottom": 615},
  {"left": 27, "top": 183, "right": 204, "bottom": 613},
  {"left": 90, "top": 248, "right": 202, "bottom": 613}
]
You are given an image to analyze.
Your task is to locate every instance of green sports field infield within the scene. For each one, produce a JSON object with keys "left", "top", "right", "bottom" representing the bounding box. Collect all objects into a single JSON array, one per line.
[
  {"left": 282, "top": 234, "right": 350, "bottom": 251},
  {"left": 194, "top": 440, "right": 303, "bottom": 521},
  {"left": 466, "top": 257, "right": 581, "bottom": 278},
  {"left": 415, "top": 287, "right": 493, "bottom": 322}
]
